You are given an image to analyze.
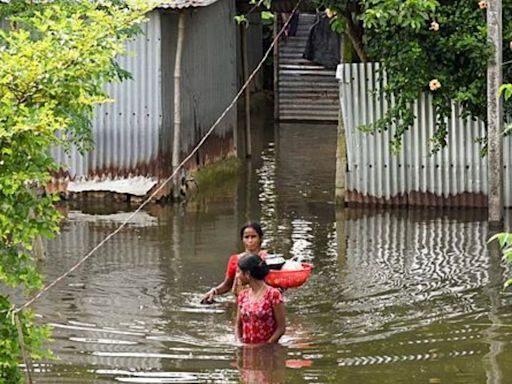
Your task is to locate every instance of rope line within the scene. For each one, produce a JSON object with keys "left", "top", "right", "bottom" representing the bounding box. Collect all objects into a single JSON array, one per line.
[{"left": 14, "top": 1, "right": 302, "bottom": 314}]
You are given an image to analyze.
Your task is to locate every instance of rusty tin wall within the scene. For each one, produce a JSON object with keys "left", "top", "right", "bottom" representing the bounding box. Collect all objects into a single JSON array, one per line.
[
  {"left": 338, "top": 62, "right": 512, "bottom": 207},
  {"left": 51, "top": 2, "right": 238, "bottom": 197},
  {"left": 160, "top": 0, "right": 237, "bottom": 170},
  {"left": 51, "top": 11, "right": 163, "bottom": 194},
  {"left": 235, "top": 12, "right": 263, "bottom": 92}
]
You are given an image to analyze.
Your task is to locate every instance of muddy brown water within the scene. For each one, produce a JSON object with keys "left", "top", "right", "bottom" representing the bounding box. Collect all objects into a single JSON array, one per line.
[{"left": 32, "top": 122, "right": 512, "bottom": 383}]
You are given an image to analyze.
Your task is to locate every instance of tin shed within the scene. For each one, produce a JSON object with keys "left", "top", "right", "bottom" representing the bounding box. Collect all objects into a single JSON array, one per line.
[{"left": 51, "top": 0, "right": 239, "bottom": 199}]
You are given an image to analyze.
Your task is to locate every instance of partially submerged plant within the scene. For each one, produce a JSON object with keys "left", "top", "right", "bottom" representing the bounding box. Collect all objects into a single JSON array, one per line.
[{"left": 489, "top": 232, "right": 512, "bottom": 287}]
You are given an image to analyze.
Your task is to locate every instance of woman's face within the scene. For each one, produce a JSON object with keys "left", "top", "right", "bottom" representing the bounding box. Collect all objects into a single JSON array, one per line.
[{"left": 242, "top": 227, "right": 261, "bottom": 253}]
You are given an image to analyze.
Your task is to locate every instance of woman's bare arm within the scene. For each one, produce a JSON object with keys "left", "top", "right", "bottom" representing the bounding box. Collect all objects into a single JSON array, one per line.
[
  {"left": 235, "top": 305, "right": 243, "bottom": 342},
  {"left": 267, "top": 302, "right": 286, "bottom": 343},
  {"left": 201, "top": 275, "right": 234, "bottom": 303}
]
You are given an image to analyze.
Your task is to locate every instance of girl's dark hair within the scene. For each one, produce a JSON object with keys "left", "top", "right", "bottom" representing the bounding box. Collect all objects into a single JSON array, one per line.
[
  {"left": 238, "top": 254, "right": 269, "bottom": 280},
  {"left": 240, "top": 222, "right": 264, "bottom": 240}
]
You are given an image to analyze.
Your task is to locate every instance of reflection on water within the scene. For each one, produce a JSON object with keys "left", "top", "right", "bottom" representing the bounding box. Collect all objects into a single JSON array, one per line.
[{"left": 31, "top": 121, "right": 512, "bottom": 383}]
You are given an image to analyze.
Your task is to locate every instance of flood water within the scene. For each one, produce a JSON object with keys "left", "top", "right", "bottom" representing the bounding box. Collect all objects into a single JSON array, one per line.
[{"left": 32, "top": 119, "right": 512, "bottom": 383}]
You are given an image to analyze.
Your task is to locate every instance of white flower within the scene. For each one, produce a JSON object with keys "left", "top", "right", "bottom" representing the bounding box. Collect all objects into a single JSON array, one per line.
[
  {"left": 429, "top": 79, "right": 442, "bottom": 91},
  {"left": 325, "top": 8, "right": 336, "bottom": 18},
  {"left": 429, "top": 21, "right": 440, "bottom": 31}
]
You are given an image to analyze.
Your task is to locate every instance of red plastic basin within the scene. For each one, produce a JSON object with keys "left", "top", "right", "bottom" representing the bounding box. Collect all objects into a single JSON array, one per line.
[{"left": 265, "top": 263, "right": 313, "bottom": 289}]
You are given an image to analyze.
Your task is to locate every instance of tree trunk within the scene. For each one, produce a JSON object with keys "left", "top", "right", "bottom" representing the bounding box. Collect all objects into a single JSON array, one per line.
[
  {"left": 343, "top": 14, "right": 368, "bottom": 62},
  {"left": 343, "top": 12, "right": 368, "bottom": 62}
]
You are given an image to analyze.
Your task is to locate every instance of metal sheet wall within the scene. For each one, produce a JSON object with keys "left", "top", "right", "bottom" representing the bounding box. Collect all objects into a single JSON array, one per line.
[
  {"left": 51, "top": 11, "right": 163, "bottom": 181},
  {"left": 0, "top": 18, "right": 9, "bottom": 30},
  {"left": 338, "top": 62, "right": 512, "bottom": 207},
  {"left": 277, "top": 13, "right": 339, "bottom": 121},
  {"left": 161, "top": 0, "right": 237, "bottom": 169},
  {"left": 246, "top": 13, "right": 264, "bottom": 92},
  {"left": 236, "top": 12, "right": 264, "bottom": 92}
]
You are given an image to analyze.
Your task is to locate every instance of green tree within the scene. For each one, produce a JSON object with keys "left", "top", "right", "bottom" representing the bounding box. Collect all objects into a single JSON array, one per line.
[
  {"left": 324, "top": 0, "right": 512, "bottom": 151},
  {"left": 0, "top": 1, "right": 153, "bottom": 381}
]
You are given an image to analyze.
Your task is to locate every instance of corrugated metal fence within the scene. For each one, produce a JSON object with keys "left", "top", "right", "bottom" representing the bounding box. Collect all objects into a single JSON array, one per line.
[
  {"left": 50, "top": 11, "right": 163, "bottom": 193},
  {"left": 338, "top": 62, "right": 512, "bottom": 207},
  {"left": 277, "top": 13, "right": 339, "bottom": 121},
  {"left": 161, "top": 1, "right": 237, "bottom": 167},
  {"left": 49, "top": 3, "right": 238, "bottom": 197}
]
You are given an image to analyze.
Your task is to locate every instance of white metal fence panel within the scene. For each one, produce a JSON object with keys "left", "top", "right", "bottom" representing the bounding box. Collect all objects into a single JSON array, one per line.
[{"left": 338, "top": 62, "right": 510, "bottom": 207}]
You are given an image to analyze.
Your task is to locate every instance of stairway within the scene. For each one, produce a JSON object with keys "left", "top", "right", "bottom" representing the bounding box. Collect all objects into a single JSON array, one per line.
[{"left": 277, "top": 13, "right": 340, "bottom": 122}]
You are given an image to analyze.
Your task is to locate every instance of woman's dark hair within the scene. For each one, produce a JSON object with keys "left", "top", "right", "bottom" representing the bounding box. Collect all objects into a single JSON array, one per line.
[
  {"left": 240, "top": 222, "right": 264, "bottom": 240},
  {"left": 238, "top": 254, "right": 269, "bottom": 280}
]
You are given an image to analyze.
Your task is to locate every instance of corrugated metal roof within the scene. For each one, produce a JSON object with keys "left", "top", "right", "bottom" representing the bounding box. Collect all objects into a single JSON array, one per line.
[
  {"left": 158, "top": 0, "right": 221, "bottom": 9},
  {"left": 0, "top": 0, "right": 222, "bottom": 9}
]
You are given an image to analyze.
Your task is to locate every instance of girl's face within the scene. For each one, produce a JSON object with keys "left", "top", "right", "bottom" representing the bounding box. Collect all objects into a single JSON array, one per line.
[
  {"left": 236, "top": 267, "right": 249, "bottom": 284},
  {"left": 242, "top": 227, "right": 261, "bottom": 253}
]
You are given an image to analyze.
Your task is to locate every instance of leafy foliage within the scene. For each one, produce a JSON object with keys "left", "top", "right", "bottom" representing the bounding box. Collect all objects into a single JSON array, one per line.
[
  {"left": 0, "top": 1, "right": 153, "bottom": 381},
  {"left": 488, "top": 232, "right": 512, "bottom": 287},
  {"left": 320, "top": 0, "right": 512, "bottom": 152}
]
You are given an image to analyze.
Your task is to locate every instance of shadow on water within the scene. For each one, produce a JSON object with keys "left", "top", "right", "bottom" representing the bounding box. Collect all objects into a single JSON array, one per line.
[{"left": 32, "top": 116, "right": 512, "bottom": 383}]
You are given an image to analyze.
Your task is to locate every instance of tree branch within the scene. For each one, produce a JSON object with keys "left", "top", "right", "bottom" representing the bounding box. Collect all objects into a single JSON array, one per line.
[{"left": 343, "top": 12, "right": 368, "bottom": 62}]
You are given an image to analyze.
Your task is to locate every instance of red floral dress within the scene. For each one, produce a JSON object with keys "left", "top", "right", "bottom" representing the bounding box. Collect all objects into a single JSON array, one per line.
[{"left": 237, "top": 286, "right": 283, "bottom": 344}]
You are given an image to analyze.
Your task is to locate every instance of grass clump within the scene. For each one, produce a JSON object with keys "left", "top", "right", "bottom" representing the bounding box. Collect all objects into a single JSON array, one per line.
[{"left": 193, "top": 156, "right": 241, "bottom": 191}]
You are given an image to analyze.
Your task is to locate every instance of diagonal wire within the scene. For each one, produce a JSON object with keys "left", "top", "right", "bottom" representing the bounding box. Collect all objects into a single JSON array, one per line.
[{"left": 15, "top": 0, "right": 303, "bottom": 314}]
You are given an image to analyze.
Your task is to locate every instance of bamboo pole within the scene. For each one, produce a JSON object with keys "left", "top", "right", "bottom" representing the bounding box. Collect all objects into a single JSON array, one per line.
[
  {"left": 172, "top": 12, "right": 186, "bottom": 201},
  {"left": 242, "top": 25, "right": 252, "bottom": 157},
  {"left": 487, "top": 0, "right": 503, "bottom": 225},
  {"left": 273, "top": 13, "right": 279, "bottom": 120}
]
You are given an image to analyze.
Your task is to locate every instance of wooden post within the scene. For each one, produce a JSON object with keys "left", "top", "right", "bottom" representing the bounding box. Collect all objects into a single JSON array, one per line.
[
  {"left": 335, "top": 36, "right": 346, "bottom": 205},
  {"left": 32, "top": 236, "right": 45, "bottom": 261},
  {"left": 273, "top": 13, "right": 279, "bottom": 120},
  {"left": 335, "top": 208, "right": 347, "bottom": 270},
  {"left": 172, "top": 12, "right": 186, "bottom": 201},
  {"left": 242, "top": 25, "right": 252, "bottom": 158},
  {"left": 335, "top": 109, "right": 347, "bottom": 204},
  {"left": 487, "top": 0, "right": 503, "bottom": 225}
]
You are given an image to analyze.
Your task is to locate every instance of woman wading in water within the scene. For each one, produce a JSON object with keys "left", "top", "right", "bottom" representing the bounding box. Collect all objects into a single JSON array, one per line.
[
  {"left": 201, "top": 222, "right": 268, "bottom": 303},
  {"left": 235, "top": 254, "right": 286, "bottom": 344}
]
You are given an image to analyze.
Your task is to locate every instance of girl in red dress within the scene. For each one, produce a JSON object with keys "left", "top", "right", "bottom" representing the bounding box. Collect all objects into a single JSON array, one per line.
[
  {"left": 235, "top": 254, "right": 286, "bottom": 344},
  {"left": 202, "top": 222, "right": 268, "bottom": 303}
]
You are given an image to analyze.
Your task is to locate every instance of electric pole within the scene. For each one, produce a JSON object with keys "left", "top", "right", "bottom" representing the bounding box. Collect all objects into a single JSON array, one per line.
[{"left": 487, "top": 0, "right": 504, "bottom": 225}]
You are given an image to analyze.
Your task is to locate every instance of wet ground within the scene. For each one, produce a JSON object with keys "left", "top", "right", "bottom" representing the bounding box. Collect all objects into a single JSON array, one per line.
[{"left": 32, "top": 118, "right": 512, "bottom": 383}]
